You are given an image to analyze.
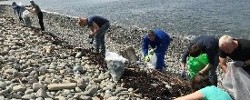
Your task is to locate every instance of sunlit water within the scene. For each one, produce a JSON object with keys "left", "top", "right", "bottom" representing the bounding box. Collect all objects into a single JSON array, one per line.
[{"left": 2, "top": 0, "right": 250, "bottom": 38}]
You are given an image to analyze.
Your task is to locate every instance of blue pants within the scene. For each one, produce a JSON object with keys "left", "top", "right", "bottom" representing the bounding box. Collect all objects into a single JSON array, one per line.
[
  {"left": 155, "top": 38, "right": 170, "bottom": 72},
  {"left": 95, "top": 22, "right": 110, "bottom": 54},
  {"left": 155, "top": 52, "right": 166, "bottom": 71}
]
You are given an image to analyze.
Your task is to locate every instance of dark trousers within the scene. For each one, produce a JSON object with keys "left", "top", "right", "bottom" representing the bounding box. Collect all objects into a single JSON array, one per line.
[
  {"left": 37, "top": 12, "right": 45, "bottom": 31},
  {"left": 95, "top": 22, "right": 110, "bottom": 54},
  {"left": 209, "top": 54, "right": 219, "bottom": 86}
]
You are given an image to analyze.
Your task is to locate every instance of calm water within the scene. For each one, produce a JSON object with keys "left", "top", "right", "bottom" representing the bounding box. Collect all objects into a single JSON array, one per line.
[{"left": 2, "top": 0, "right": 250, "bottom": 37}]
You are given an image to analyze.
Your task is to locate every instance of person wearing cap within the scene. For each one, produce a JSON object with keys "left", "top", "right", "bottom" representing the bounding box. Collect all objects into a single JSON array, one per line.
[
  {"left": 27, "top": 0, "right": 45, "bottom": 31},
  {"left": 78, "top": 16, "right": 110, "bottom": 55},
  {"left": 181, "top": 35, "right": 219, "bottom": 86},
  {"left": 12, "top": 2, "right": 25, "bottom": 22},
  {"left": 141, "top": 29, "right": 171, "bottom": 72}
]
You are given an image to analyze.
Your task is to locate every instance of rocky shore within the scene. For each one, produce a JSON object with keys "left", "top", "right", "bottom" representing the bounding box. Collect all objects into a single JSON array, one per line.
[
  {"left": 0, "top": 4, "right": 224, "bottom": 100},
  {"left": 0, "top": 4, "right": 191, "bottom": 74}
]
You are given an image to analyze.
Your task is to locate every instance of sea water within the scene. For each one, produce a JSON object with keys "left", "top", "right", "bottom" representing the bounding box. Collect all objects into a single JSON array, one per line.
[{"left": 2, "top": 0, "right": 250, "bottom": 38}]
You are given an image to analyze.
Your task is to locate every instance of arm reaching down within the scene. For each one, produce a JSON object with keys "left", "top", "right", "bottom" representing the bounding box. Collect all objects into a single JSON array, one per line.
[{"left": 219, "top": 56, "right": 228, "bottom": 73}]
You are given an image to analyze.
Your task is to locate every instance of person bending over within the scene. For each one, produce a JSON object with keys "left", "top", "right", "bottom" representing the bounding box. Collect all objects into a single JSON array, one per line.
[
  {"left": 78, "top": 16, "right": 110, "bottom": 55},
  {"left": 12, "top": 2, "right": 25, "bottom": 22},
  {"left": 142, "top": 29, "right": 171, "bottom": 72},
  {"left": 27, "top": 0, "right": 45, "bottom": 31},
  {"left": 181, "top": 35, "right": 219, "bottom": 86},
  {"left": 219, "top": 35, "right": 250, "bottom": 75}
]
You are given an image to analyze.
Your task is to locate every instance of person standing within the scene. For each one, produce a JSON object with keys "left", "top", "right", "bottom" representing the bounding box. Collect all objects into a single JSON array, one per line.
[
  {"left": 27, "top": 0, "right": 45, "bottom": 31},
  {"left": 181, "top": 35, "right": 219, "bottom": 86},
  {"left": 219, "top": 35, "right": 250, "bottom": 75},
  {"left": 142, "top": 29, "right": 171, "bottom": 72},
  {"left": 78, "top": 16, "right": 110, "bottom": 55}
]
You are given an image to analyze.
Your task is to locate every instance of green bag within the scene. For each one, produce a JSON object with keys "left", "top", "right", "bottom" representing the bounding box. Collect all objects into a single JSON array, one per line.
[{"left": 187, "top": 53, "right": 209, "bottom": 79}]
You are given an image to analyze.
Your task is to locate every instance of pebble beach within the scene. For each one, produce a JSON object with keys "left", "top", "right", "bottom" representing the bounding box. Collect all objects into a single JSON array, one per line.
[{"left": 0, "top": 4, "right": 225, "bottom": 100}]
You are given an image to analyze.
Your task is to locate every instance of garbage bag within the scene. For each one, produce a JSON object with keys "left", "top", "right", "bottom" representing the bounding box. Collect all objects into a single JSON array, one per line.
[
  {"left": 222, "top": 62, "right": 250, "bottom": 100},
  {"left": 147, "top": 53, "right": 157, "bottom": 69},
  {"left": 105, "top": 52, "right": 127, "bottom": 82},
  {"left": 22, "top": 10, "right": 31, "bottom": 27},
  {"left": 187, "top": 53, "right": 209, "bottom": 79}
]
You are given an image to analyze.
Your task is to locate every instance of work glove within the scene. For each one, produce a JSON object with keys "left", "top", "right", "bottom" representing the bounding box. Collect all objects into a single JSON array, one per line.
[
  {"left": 88, "top": 37, "right": 94, "bottom": 44},
  {"left": 148, "top": 49, "right": 154, "bottom": 55},
  {"left": 88, "top": 34, "right": 94, "bottom": 44},
  {"left": 180, "top": 70, "right": 187, "bottom": 78},
  {"left": 234, "top": 61, "right": 246, "bottom": 67},
  {"left": 144, "top": 55, "right": 150, "bottom": 62},
  {"left": 88, "top": 34, "right": 94, "bottom": 38}
]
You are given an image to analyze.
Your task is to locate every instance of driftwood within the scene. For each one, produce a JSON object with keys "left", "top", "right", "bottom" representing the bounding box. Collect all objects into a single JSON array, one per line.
[{"left": 47, "top": 83, "right": 77, "bottom": 90}]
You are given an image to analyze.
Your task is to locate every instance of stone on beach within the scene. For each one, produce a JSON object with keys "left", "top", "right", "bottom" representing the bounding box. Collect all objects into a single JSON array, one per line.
[
  {"left": 0, "top": 4, "right": 206, "bottom": 99},
  {"left": 47, "top": 83, "right": 77, "bottom": 90}
]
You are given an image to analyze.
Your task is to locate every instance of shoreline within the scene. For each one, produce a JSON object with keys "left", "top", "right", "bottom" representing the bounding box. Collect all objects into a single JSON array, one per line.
[
  {"left": 1, "top": 4, "right": 190, "bottom": 68},
  {"left": 0, "top": 4, "right": 223, "bottom": 77},
  {"left": 0, "top": 4, "right": 193, "bottom": 99},
  {"left": 0, "top": 4, "right": 224, "bottom": 99}
]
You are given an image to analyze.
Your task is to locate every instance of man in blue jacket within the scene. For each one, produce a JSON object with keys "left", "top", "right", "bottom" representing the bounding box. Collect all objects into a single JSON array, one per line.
[{"left": 142, "top": 29, "right": 171, "bottom": 72}]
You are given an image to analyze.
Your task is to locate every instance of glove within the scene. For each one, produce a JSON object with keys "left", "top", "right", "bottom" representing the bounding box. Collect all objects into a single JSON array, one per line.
[
  {"left": 234, "top": 61, "right": 246, "bottom": 67},
  {"left": 148, "top": 49, "right": 154, "bottom": 55},
  {"left": 88, "top": 38, "right": 93, "bottom": 44},
  {"left": 88, "top": 34, "right": 94, "bottom": 38},
  {"left": 144, "top": 55, "right": 150, "bottom": 62},
  {"left": 180, "top": 70, "right": 187, "bottom": 78},
  {"left": 89, "top": 39, "right": 93, "bottom": 44}
]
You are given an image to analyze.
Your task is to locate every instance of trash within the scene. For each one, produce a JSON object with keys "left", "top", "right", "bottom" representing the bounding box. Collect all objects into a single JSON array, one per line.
[
  {"left": 22, "top": 10, "right": 31, "bottom": 27},
  {"left": 105, "top": 52, "right": 127, "bottom": 82},
  {"left": 222, "top": 62, "right": 250, "bottom": 100},
  {"left": 147, "top": 53, "right": 157, "bottom": 69},
  {"left": 187, "top": 53, "right": 209, "bottom": 79}
]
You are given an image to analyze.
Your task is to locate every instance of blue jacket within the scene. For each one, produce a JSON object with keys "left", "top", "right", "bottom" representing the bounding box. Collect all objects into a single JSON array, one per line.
[{"left": 142, "top": 29, "right": 171, "bottom": 70}]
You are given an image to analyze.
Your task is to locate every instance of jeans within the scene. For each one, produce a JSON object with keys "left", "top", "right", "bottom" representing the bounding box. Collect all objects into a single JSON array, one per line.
[
  {"left": 209, "top": 53, "right": 219, "bottom": 86},
  {"left": 37, "top": 12, "right": 45, "bottom": 31},
  {"left": 95, "top": 22, "right": 110, "bottom": 54}
]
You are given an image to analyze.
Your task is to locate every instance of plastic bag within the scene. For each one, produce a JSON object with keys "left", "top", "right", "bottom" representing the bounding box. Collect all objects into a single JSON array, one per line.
[
  {"left": 105, "top": 52, "right": 127, "bottom": 82},
  {"left": 22, "top": 10, "right": 31, "bottom": 27},
  {"left": 222, "top": 62, "right": 250, "bottom": 100},
  {"left": 143, "top": 49, "right": 157, "bottom": 69},
  {"left": 147, "top": 53, "right": 157, "bottom": 69},
  {"left": 187, "top": 53, "right": 209, "bottom": 79}
]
